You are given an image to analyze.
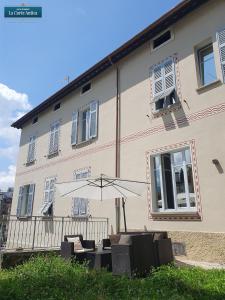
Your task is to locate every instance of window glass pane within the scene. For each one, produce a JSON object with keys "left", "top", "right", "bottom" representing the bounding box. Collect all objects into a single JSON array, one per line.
[
  {"left": 189, "top": 197, "right": 196, "bottom": 208},
  {"left": 174, "top": 166, "right": 187, "bottom": 208},
  {"left": 90, "top": 111, "right": 96, "bottom": 137},
  {"left": 173, "top": 151, "right": 183, "bottom": 165},
  {"left": 187, "top": 165, "right": 195, "bottom": 195},
  {"left": 21, "top": 185, "right": 29, "bottom": 215},
  {"left": 82, "top": 110, "right": 88, "bottom": 141},
  {"left": 154, "top": 169, "right": 162, "bottom": 209},
  {"left": 199, "top": 44, "right": 217, "bottom": 86},
  {"left": 162, "top": 153, "right": 174, "bottom": 209},
  {"left": 185, "top": 149, "right": 191, "bottom": 164},
  {"left": 153, "top": 156, "right": 160, "bottom": 169},
  {"left": 155, "top": 98, "right": 164, "bottom": 110}
]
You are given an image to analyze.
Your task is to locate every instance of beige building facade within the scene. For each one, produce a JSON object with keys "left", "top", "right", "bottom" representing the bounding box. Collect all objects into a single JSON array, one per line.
[{"left": 11, "top": 0, "right": 225, "bottom": 262}]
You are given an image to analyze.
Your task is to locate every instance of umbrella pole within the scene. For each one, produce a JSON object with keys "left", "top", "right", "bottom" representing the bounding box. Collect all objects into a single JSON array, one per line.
[{"left": 122, "top": 198, "right": 127, "bottom": 232}]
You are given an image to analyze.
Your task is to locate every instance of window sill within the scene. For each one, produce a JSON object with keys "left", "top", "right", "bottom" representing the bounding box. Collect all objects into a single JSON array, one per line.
[
  {"left": 41, "top": 215, "right": 53, "bottom": 220},
  {"left": 25, "top": 160, "right": 35, "bottom": 167},
  {"left": 47, "top": 151, "right": 60, "bottom": 159},
  {"left": 152, "top": 102, "right": 181, "bottom": 118},
  {"left": 17, "top": 216, "right": 32, "bottom": 221},
  {"left": 196, "top": 79, "right": 222, "bottom": 94},
  {"left": 72, "top": 137, "right": 96, "bottom": 148},
  {"left": 151, "top": 211, "right": 201, "bottom": 221},
  {"left": 72, "top": 215, "right": 89, "bottom": 220}
]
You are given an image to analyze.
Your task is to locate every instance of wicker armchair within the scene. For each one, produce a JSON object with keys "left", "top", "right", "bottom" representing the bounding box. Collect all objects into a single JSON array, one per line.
[
  {"left": 61, "top": 234, "right": 95, "bottom": 261},
  {"left": 111, "top": 231, "right": 173, "bottom": 277},
  {"left": 112, "top": 234, "right": 155, "bottom": 277}
]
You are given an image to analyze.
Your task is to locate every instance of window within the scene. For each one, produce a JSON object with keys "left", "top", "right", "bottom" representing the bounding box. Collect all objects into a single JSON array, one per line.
[
  {"left": 153, "top": 30, "right": 172, "bottom": 49},
  {"left": 27, "top": 136, "right": 36, "bottom": 164},
  {"left": 71, "top": 101, "right": 98, "bottom": 145},
  {"left": 151, "top": 148, "right": 195, "bottom": 212},
  {"left": 81, "top": 82, "right": 91, "bottom": 94},
  {"left": 54, "top": 103, "right": 61, "bottom": 111},
  {"left": 40, "top": 177, "right": 56, "bottom": 216},
  {"left": 16, "top": 184, "right": 35, "bottom": 217},
  {"left": 151, "top": 58, "right": 177, "bottom": 113},
  {"left": 217, "top": 28, "right": 225, "bottom": 82},
  {"left": 32, "top": 116, "right": 38, "bottom": 124},
  {"left": 198, "top": 43, "right": 217, "bottom": 86},
  {"left": 49, "top": 121, "right": 60, "bottom": 155},
  {"left": 72, "top": 168, "right": 90, "bottom": 217}
]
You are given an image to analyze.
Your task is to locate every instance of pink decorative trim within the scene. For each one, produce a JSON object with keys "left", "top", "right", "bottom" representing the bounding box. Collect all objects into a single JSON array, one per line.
[
  {"left": 17, "top": 102, "right": 225, "bottom": 177},
  {"left": 146, "top": 140, "right": 202, "bottom": 221}
]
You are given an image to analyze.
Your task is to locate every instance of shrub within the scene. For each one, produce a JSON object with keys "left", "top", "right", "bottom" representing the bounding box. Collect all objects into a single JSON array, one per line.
[{"left": 0, "top": 255, "right": 225, "bottom": 299}]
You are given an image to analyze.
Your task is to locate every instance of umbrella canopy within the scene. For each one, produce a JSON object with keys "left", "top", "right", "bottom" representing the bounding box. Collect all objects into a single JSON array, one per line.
[
  {"left": 55, "top": 174, "right": 147, "bottom": 200},
  {"left": 55, "top": 174, "right": 149, "bottom": 232}
]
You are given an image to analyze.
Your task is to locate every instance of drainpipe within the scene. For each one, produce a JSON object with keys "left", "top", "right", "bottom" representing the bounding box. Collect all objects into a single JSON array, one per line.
[
  {"left": 108, "top": 56, "right": 121, "bottom": 234},
  {"left": 115, "top": 66, "right": 121, "bottom": 233}
]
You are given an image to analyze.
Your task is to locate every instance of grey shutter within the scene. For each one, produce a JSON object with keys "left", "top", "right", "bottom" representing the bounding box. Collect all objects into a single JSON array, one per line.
[
  {"left": 27, "top": 136, "right": 35, "bottom": 163},
  {"left": 71, "top": 111, "right": 78, "bottom": 145},
  {"left": 72, "top": 198, "right": 80, "bottom": 216},
  {"left": 153, "top": 64, "right": 164, "bottom": 97},
  {"left": 89, "top": 101, "right": 98, "bottom": 138},
  {"left": 218, "top": 29, "right": 225, "bottom": 82},
  {"left": 40, "top": 178, "right": 55, "bottom": 215},
  {"left": 16, "top": 186, "right": 23, "bottom": 217},
  {"left": 164, "top": 59, "right": 175, "bottom": 91},
  {"left": 80, "top": 199, "right": 87, "bottom": 215},
  {"left": 53, "top": 123, "right": 59, "bottom": 153},
  {"left": 49, "top": 126, "right": 54, "bottom": 154},
  {"left": 27, "top": 184, "right": 35, "bottom": 216},
  {"left": 85, "top": 110, "right": 90, "bottom": 140}
]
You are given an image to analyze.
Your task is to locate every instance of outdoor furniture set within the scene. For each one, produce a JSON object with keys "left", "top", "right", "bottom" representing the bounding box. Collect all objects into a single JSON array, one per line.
[{"left": 60, "top": 231, "right": 173, "bottom": 277}]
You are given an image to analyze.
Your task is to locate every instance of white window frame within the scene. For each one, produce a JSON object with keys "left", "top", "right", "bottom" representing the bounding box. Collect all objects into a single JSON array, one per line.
[
  {"left": 151, "top": 147, "right": 196, "bottom": 213},
  {"left": 27, "top": 135, "right": 36, "bottom": 164},
  {"left": 197, "top": 43, "right": 217, "bottom": 87},
  {"left": 48, "top": 121, "right": 60, "bottom": 155},
  {"left": 71, "top": 100, "right": 98, "bottom": 146},
  {"left": 151, "top": 57, "right": 177, "bottom": 114},
  {"left": 72, "top": 168, "right": 90, "bottom": 217},
  {"left": 40, "top": 177, "right": 56, "bottom": 216}
]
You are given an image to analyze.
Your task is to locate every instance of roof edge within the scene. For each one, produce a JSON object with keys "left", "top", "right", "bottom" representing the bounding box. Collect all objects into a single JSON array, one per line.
[{"left": 11, "top": 0, "right": 209, "bottom": 129}]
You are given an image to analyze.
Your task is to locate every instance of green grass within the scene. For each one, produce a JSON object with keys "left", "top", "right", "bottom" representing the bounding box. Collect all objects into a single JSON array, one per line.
[{"left": 1, "top": 255, "right": 225, "bottom": 300}]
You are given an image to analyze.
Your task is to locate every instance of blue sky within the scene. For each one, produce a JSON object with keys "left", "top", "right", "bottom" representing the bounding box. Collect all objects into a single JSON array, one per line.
[{"left": 0, "top": 0, "right": 180, "bottom": 190}]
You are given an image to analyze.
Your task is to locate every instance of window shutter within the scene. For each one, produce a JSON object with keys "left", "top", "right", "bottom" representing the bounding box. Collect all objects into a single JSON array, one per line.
[
  {"left": 164, "top": 59, "right": 175, "bottom": 91},
  {"left": 72, "top": 198, "right": 80, "bottom": 216},
  {"left": 16, "top": 187, "right": 23, "bottom": 217},
  {"left": 49, "top": 123, "right": 60, "bottom": 154},
  {"left": 153, "top": 65, "right": 164, "bottom": 97},
  {"left": 71, "top": 111, "right": 78, "bottom": 145},
  {"left": 27, "top": 136, "right": 35, "bottom": 163},
  {"left": 80, "top": 199, "right": 87, "bottom": 215},
  {"left": 40, "top": 178, "right": 55, "bottom": 214},
  {"left": 27, "top": 184, "right": 35, "bottom": 216},
  {"left": 89, "top": 100, "right": 98, "bottom": 138},
  {"left": 218, "top": 29, "right": 225, "bottom": 82},
  {"left": 53, "top": 126, "right": 59, "bottom": 153},
  {"left": 49, "top": 127, "right": 55, "bottom": 154}
]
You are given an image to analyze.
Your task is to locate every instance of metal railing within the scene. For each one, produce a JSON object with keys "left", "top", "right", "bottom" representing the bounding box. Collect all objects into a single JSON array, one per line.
[{"left": 0, "top": 215, "right": 108, "bottom": 251}]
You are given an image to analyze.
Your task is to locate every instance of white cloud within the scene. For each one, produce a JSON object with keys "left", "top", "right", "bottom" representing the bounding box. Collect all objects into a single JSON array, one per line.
[
  {"left": 0, "top": 165, "right": 16, "bottom": 191},
  {"left": 0, "top": 83, "right": 31, "bottom": 189}
]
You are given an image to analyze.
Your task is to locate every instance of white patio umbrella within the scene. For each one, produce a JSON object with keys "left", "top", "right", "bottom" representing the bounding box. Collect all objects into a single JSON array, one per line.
[{"left": 55, "top": 174, "right": 149, "bottom": 232}]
